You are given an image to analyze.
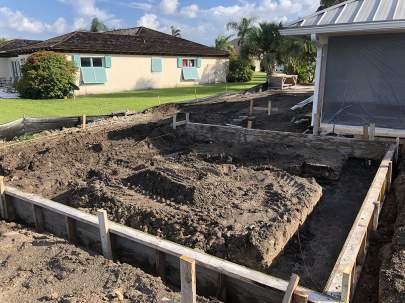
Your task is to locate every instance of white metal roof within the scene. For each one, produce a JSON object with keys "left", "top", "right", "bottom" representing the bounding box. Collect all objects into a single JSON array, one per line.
[{"left": 281, "top": 0, "right": 405, "bottom": 35}]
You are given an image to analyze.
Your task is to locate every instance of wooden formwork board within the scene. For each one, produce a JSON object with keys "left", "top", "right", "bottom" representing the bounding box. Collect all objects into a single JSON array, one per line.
[{"left": 2, "top": 186, "right": 336, "bottom": 303}]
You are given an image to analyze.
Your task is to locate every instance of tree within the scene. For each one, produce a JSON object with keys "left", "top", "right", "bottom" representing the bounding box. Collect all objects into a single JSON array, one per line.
[
  {"left": 0, "top": 38, "right": 7, "bottom": 46},
  {"left": 170, "top": 26, "right": 181, "bottom": 37},
  {"left": 214, "top": 34, "right": 235, "bottom": 56},
  {"left": 226, "top": 17, "right": 257, "bottom": 46},
  {"left": 16, "top": 51, "right": 77, "bottom": 99},
  {"left": 90, "top": 17, "right": 108, "bottom": 32},
  {"left": 318, "top": 0, "right": 346, "bottom": 10},
  {"left": 243, "top": 22, "right": 282, "bottom": 70}
]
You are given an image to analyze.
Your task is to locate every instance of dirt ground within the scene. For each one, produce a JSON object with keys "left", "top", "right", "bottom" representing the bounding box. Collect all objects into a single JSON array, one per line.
[
  {"left": 0, "top": 89, "right": 380, "bottom": 293},
  {"left": 0, "top": 221, "right": 218, "bottom": 303}
]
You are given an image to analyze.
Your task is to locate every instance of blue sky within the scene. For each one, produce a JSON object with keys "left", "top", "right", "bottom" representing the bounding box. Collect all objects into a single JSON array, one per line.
[{"left": 0, "top": 0, "right": 320, "bottom": 45}]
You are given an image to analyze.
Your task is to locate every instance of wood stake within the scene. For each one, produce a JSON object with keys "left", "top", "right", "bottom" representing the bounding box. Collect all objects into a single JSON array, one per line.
[
  {"left": 341, "top": 268, "right": 352, "bottom": 303},
  {"left": 97, "top": 209, "right": 113, "bottom": 259},
  {"left": 65, "top": 216, "right": 77, "bottom": 243},
  {"left": 313, "top": 112, "right": 320, "bottom": 135},
  {"left": 156, "top": 251, "right": 166, "bottom": 280},
  {"left": 363, "top": 124, "right": 369, "bottom": 140},
  {"left": 172, "top": 115, "right": 177, "bottom": 129},
  {"left": 292, "top": 290, "right": 309, "bottom": 303},
  {"left": 216, "top": 273, "right": 227, "bottom": 301},
  {"left": 369, "top": 123, "right": 376, "bottom": 141},
  {"left": 32, "top": 204, "right": 44, "bottom": 232},
  {"left": 180, "top": 256, "right": 196, "bottom": 303},
  {"left": 247, "top": 120, "right": 253, "bottom": 129},
  {"left": 186, "top": 113, "right": 190, "bottom": 124},
  {"left": 249, "top": 100, "right": 254, "bottom": 115},
  {"left": 268, "top": 101, "right": 272, "bottom": 116},
  {"left": 395, "top": 137, "right": 400, "bottom": 163},
  {"left": 0, "top": 176, "right": 6, "bottom": 220},
  {"left": 82, "top": 114, "right": 86, "bottom": 129},
  {"left": 372, "top": 201, "right": 381, "bottom": 232},
  {"left": 282, "top": 274, "right": 300, "bottom": 303}
]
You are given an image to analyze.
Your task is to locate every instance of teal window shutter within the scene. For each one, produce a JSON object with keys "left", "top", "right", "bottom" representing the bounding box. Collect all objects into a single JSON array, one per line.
[
  {"left": 81, "top": 67, "right": 107, "bottom": 84},
  {"left": 197, "top": 58, "right": 202, "bottom": 68},
  {"left": 151, "top": 58, "right": 162, "bottom": 72},
  {"left": 73, "top": 54, "right": 81, "bottom": 67},
  {"left": 182, "top": 67, "right": 199, "bottom": 80},
  {"left": 177, "top": 57, "right": 183, "bottom": 68},
  {"left": 105, "top": 55, "right": 112, "bottom": 68}
]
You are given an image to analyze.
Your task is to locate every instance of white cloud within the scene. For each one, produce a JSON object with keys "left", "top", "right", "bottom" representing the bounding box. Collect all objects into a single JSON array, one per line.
[
  {"left": 137, "top": 13, "right": 160, "bottom": 29},
  {"left": 62, "top": 0, "right": 112, "bottom": 19},
  {"left": 160, "top": 0, "right": 178, "bottom": 15},
  {"left": 0, "top": 6, "right": 67, "bottom": 34},
  {"left": 129, "top": 2, "right": 153, "bottom": 11},
  {"left": 180, "top": 4, "right": 199, "bottom": 19}
]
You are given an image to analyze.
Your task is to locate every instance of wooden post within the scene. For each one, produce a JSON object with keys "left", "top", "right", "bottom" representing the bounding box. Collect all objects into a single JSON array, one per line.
[
  {"left": 341, "top": 268, "right": 352, "bottom": 303},
  {"left": 247, "top": 120, "right": 253, "bottom": 129},
  {"left": 282, "top": 274, "right": 300, "bottom": 303},
  {"left": 97, "top": 209, "right": 113, "bottom": 260},
  {"left": 249, "top": 99, "right": 254, "bottom": 115},
  {"left": 186, "top": 113, "right": 190, "bottom": 124},
  {"left": 0, "top": 176, "right": 6, "bottom": 220},
  {"left": 65, "top": 216, "right": 77, "bottom": 243},
  {"left": 372, "top": 201, "right": 381, "bottom": 232},
  {"left": 369, "top": 123, "right": 376, "bottom": 141},
  {"left": 156, "top": 251, "right": 166, "bottom": 280},
  {"left": 387, "top": 160, "right": 393, "bottom": 192},
  {"left": 363, "top": 124, "right": 369, "bottom": 140},
  {"left": 268, "top": 101, "right": 272, "bottom": 116},
  {"left": 313, "top": 112, "right": 320, "bottom": 135},
  {"left": 172, "top": 115, "right": 177, "bottom": 130},
  {"left": 293, "top": 290, "right": 309, "bottom": 303},
  {"left": 32, "top": 204, "right": 44, "bottom": 232},
  {"left": 216, "top": 273, "right": 227, "bottom": 301},
  {"left": 82, "top": 114, "right": 87, "bottom": 129},
  {"left": 194, "top": 88, "right": 197, "bottom": 99},
  {"left": 395, "top": 137, "right": 400, "bottom": 163},
  {"left": 180, "top": 256, "right": 196, "bottom": 303}
]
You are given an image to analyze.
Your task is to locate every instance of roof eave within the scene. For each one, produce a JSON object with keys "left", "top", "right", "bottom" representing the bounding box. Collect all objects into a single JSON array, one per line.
[{"left": 280, "top": 20, "right": 405, "bottom": 36}]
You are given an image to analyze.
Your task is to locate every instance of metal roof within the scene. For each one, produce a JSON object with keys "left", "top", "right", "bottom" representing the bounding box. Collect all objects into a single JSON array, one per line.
[{"left": 281, "top": 0, "right": 405, "bottom": 35}]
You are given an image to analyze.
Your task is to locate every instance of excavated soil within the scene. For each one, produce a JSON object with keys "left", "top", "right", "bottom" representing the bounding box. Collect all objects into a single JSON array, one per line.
[
  {"left": 0, "top": 221, "right": 218, "bottom": 303},
  {"left": 0, "top": 116, "right": 326, "bottom": 270}
]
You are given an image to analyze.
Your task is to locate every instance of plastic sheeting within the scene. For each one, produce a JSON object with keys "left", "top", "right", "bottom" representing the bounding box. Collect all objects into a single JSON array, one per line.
[{"left": 322, "top": 33, "right": 405, "bottom": 129}]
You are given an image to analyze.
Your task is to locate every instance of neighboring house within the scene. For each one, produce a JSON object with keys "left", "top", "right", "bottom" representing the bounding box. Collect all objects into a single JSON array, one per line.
[
  {"left": 0, "top": 27, "right": 229, "bottom": 96},
  {"left": 229, "top": 38, "right": 261, "bottom": 72},
  {"left": 281, "top": 0, "right": 405, "bottom": 138}
]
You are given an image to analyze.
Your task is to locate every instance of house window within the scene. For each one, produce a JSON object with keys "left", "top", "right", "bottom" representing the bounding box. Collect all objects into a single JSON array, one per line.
[
  {"left": 80, "top": 57, "right": 104, "bottom": 67},
  {"left": 182, "top": 59, "right": 196, "bottom": 67}
]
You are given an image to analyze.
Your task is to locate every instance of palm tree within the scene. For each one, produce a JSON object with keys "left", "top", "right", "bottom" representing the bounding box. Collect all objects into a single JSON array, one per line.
[
  {"left": 171, "top": 26, "right": 181, "bottom": 37},
  {"left": 318, "top": 0, "right": 346, "bottom": 10},
  {"left": 214, "top": 34, "right": 235, "bottom": 54},
  {"left": 226, "top": 17, "right": 257, "bottom": 46},
  {"left": 90, "top": 17, "right": 108, "bottom": 32}
]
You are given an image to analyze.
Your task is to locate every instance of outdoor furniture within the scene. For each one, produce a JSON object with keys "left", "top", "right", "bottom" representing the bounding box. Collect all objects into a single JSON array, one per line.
[{"left": 268, "top": 73, "right": 298, "bottom": 90}]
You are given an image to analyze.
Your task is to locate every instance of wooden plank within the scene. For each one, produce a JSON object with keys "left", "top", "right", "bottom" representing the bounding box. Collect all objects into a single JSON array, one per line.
[
  {"left": 0, "top": 176, "right": 5, "bottom": 219},
  {"left": 325, "top": 144, "right": 397, "bottom": 298},
  {"left": 4, "top": 185, "right": 337, "bottom": 303},
  {"left": 183, "top": 122, "right": 390, "bottom": 160},
  {"left": 249, "top": 100, "right": 254, "bottom": 115},
  {"left": 341, "top": 268, "right": 352, "bottom": 303},
  {"left": 172, "top": 115, "right": 177, "bottom": 129},
  {"left": 268, "top": 101, "right": 272, "bottom": 116},
  {"left": 180, "top": 256, "right": 196, "bottom": 303},
  {"left": 216, "top": 273, "right": 227, "bottom": 301},
  {"left": 283, "top": 274, "right": 300, "bottom": 303},
  {"left": 97, "top": 209, "right": 113, "bottom": 260},
  {"left": 65, "top": 216, "right": 77, "bottom": 243},
  {"left": 369, "top": 123, "right": 376, "bottom": 141},
  {"left": 363, "top": 124, "right": 369, "bottom": 140},
  {"left": 293, "top": 290, "right": 309, "bottom": 303},
  {"left": 372, "top": 201, "right": 381, "bottom": 231},
  {"left": 82, "top": 114, "right": 86, "bottom": 129},
  {"left": 247, "top": 121, "right": 253, "bottom": 129},
  {"left": 321, "top": 123, "right": 405, "bottom": 139},
  {"left": 32, "top": 204, "right": 45, "bottom": 232}
]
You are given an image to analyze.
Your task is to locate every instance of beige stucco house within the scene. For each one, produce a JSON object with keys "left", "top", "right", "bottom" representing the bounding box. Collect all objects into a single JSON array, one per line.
[{"left": 0, "top": 27, "right": 229, "bottom": 96}]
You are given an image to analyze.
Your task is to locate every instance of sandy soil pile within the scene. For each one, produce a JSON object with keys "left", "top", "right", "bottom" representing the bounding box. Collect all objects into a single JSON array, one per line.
[{"left": 0, "top": 221, "right": 218, "bottom": 303}]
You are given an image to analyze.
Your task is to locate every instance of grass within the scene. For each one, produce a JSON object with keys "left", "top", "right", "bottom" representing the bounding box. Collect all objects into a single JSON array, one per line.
[{"left": 0, "top": 72, "right": 266, "bottom": 124}]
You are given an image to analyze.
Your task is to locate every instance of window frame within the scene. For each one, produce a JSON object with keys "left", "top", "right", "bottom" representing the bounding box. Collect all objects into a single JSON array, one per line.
[
  {"left": 182, "top": 58, "right": 197, "bottom": 68},
  {"left": 80, "top": 57, "right": 105, "bottom": 68}
]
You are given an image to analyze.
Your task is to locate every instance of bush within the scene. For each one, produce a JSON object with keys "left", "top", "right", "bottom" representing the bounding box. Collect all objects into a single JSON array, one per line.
[
  {"left": 17, "top": 51, "right": 77, "bottom": 99},
  {"left": 227, "top": 58, "right": 254, "bottom": 82}
]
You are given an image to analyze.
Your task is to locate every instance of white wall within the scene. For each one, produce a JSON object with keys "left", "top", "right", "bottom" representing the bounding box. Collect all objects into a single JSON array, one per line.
[
  {"left": 0, "top": 58, "right": 12, "bottom": 79},
  {"left": 66, "top": 54, "right": 229, "bottom": 96}
]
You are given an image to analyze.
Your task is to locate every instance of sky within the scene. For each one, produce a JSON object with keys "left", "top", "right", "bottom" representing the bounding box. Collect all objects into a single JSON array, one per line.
[{"left": 0, "top": 0, "right": 321, "bottom": 46}]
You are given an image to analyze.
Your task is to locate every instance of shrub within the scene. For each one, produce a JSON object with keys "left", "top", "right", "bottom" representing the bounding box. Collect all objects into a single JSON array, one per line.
[
  {"left": 17, "top": 51, "right": 77, "bottom": 99},
  {"left": 227, "top": 58, "right": 254, "bottom": 83}
]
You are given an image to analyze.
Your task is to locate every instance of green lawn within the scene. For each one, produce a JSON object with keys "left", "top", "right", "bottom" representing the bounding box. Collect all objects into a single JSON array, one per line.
[{"left": 0, "top": 72, "right": 266, "bottom": 124}]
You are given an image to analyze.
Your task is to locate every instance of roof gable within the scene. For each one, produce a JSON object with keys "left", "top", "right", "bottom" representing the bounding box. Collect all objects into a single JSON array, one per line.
[{"left": 282, "top": 0, "right": 405, "bottom": 36}]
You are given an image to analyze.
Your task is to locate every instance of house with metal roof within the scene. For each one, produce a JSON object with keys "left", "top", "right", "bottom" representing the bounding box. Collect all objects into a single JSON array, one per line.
[
  {"left": 0, "top": 27, "right": 229, "bottom": 96},
  {"left": 281, "top": 0, "right": 405, "bottom": 138}
]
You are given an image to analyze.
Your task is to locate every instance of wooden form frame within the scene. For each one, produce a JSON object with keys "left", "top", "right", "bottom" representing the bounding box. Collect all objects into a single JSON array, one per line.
[
  {"left": 172, "top": 113, "right": 190, "bottom": 129},
  {"left": 0, "top": 185, "right": 335, "bottom": 303},
  {"left": 324, "top": 142, "right": 398, "bottom": 301},
  {"left": 321, "top": 123, "right": 405, "bottom": 139}
]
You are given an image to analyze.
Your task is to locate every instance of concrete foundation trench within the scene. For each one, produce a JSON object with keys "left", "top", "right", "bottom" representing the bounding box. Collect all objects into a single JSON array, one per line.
[{"left": 0, "top": 112, "right": 399, "bottom": 303}]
